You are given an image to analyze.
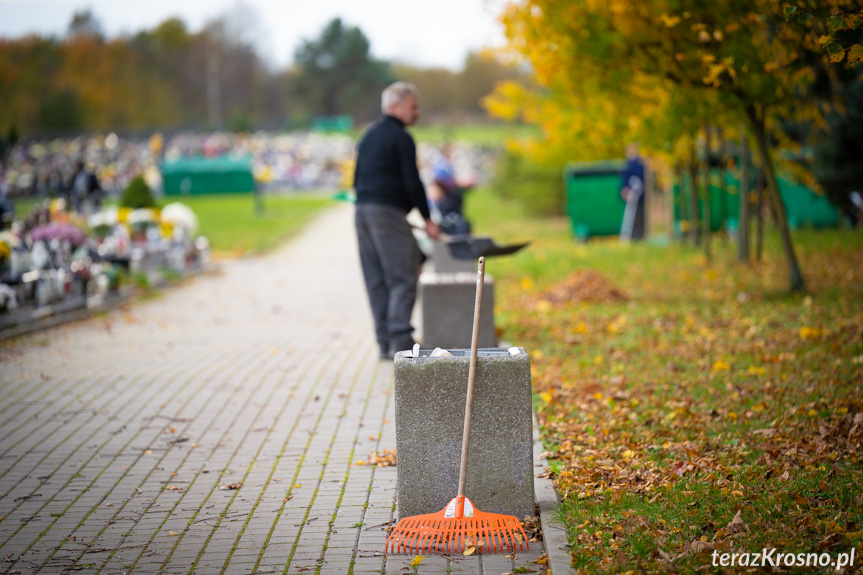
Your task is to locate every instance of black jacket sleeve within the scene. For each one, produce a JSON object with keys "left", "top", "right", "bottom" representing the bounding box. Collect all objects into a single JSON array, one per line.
[{"left": 396, "top": 132, "right": 430, "bottom": 220}]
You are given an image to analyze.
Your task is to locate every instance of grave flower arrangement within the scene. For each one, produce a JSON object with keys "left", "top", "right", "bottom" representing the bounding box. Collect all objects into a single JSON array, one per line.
[
  {"left": 127, "top": 208, "right": 160, "bottom": 240},
  {"left": 160, "top": 202, "right": 198, "bottom": 239},
  {"left": 28, "top": 222, "right": 87, "bottom": 247}
]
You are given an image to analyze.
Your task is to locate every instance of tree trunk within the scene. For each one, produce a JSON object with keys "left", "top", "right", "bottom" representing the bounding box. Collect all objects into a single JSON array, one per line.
[
  {"left": 738, "top": 130, "right": 750, "bottom": 262},
  {"left": 689, "top": 141, "right": 700, "bottom": 246},
  {"left": 702, "top": 127, "right": 712, "bottom": 262},
  {"left": 756, "top": 168, "right": 764, "bottom": 263},
  {"left": 745, "top": 104, "right": 805, "bottom": 292}
]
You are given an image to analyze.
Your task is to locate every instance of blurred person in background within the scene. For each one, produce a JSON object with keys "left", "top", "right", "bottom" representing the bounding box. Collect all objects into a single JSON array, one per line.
[
  {"left": 70, "top": 160, "right": 102, "bottom": 215},
  {"left": 353, "top": 81, "right": 440, "bottom": 360},
  {"left": 430, "top": 143, "right": 473, "bottom": 236},
  {"left": 619, "top": 143, "right": 646, "bottom": 241}
]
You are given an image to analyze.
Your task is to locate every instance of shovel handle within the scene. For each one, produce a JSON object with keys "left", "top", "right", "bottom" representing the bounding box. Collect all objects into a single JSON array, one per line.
[{"left": 457, "top": 256, "right": 485, "bottom": 504}]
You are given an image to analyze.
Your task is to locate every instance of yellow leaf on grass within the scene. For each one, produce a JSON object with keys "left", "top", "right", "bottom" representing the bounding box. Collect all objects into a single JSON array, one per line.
[
  {"left": 712, "top": 361, "right": 731, "bottom": 371},
  {"left": 732, "top": 490, "right": 744, "bottom": 497},
  {"left": 535, "top": 300, "right": 552, "bottom": 313},
  {"left": 799, "top": 326, "right": 823, "bottom": 339},
  {"left": 410, "top": 555, "right": 424, "bottom": 567},
  {"left": 748, "top": 366, "right": 766, "bottom": 375},
  {"left": 726, "top": 412, "right": 738, "bottom": 421},
  {"left": 539, "top": 392, "right": 553, "bottom": 404},
  {"left": 573, "top": 322, "right": 588, "bottom": 334},
  {"left": 752, "top": 403, "right": 765, "bottom": 413},
  {"left": 622, "top": 449, "right": 635, "bottom": 459},
  {"left": 520, "top": 277, "right": 534, "bottom": 291}
]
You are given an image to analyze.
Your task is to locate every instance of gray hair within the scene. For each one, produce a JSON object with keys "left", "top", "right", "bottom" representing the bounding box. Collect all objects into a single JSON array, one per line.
[{"left": 381, "top": 82, "right": 417, "bottom": 114}]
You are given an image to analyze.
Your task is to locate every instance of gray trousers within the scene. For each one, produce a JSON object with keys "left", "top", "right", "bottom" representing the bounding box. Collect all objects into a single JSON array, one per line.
[{"left": 355, "top": 203, "right": 420, "bottom": 352}]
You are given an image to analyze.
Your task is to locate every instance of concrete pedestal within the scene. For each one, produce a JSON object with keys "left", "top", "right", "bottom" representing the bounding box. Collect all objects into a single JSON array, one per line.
[
  {"left": 419, "top": 272, "right": 496, "bottom": 349},
  {"left": 430, "top": 241, "right": 476, "bottom": 274},
  {"left": 393, "top": 347, "right": 534, "bottom": 520}
]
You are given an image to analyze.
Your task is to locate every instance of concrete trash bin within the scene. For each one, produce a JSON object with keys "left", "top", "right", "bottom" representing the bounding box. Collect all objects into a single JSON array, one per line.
[
  {"left": 393, "top": 347, "right": 534, "bottom": 520},
  {"left": 430, "top": 241, "right": 476, "bottom": 274},
  {"left": 419, "top": 272, "right": 496, "bottom": 349}
]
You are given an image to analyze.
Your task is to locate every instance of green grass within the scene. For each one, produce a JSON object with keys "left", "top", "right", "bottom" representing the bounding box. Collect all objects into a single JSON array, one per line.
[
  {"left": 167, "top": 192, "right": 333, "bottom": 256},
  {"left": 406, "top": 122, "right": 542, "bottom": 146},
  {"left": 464, "top": 186, "right": 863, "bottom": 573}
]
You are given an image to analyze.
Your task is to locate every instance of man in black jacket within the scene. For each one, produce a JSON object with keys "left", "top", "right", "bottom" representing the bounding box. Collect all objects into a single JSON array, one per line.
[{"left": 354, "top": 82, "right": 440, "bottom": 359}]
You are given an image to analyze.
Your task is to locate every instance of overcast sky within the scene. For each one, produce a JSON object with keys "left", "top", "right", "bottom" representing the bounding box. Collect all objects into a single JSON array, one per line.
[{"left": 0, "top": 0, "right": 510, "bottom": 70}]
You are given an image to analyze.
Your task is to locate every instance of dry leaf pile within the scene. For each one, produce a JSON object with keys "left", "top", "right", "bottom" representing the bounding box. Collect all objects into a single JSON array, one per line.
[
  {"left": 356, "top": 449, "right": 396, "bottom": 467},
  {"left": 538, "top": 270, "right": 628, "bottom": 305}
]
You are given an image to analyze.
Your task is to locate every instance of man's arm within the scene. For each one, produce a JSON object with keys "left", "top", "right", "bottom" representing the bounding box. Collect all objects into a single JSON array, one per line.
[{"left": 396, "top": 132, "right": 431, "bottom": 221}]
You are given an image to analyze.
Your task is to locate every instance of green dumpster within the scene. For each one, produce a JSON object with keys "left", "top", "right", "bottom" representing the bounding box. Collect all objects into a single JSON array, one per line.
[
  {"left": 781, "top": 177, "right": 839, "bottom": 229},
  {"left": 564, "top": 160, "right": 626, "bottom": 240},
  {"left": 673, "top": 169, "right": 839, "bottom": 234},
  {"left": 162, "top": 155, "right": 255, "bottom": 196},
  {"left": 673, "top": 170, "right": 741, "bottom": 234}
]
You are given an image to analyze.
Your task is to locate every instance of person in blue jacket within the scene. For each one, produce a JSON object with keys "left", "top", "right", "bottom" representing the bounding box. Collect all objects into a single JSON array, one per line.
[{"left": 619, "top": 144, "right": 646, "bottom": 241}]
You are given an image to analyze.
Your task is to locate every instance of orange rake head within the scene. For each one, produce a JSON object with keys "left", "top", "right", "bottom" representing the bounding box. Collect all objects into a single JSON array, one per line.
[{"left": 385, "top": 496, "right": 529, "bottom": 555}]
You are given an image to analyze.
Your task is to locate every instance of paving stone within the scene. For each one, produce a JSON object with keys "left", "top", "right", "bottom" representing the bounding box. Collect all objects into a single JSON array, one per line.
[{"left": 0, "top": 204, "right": 553, "bottom": 575}]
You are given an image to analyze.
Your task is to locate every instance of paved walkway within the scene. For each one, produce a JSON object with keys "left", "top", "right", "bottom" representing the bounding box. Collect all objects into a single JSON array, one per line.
[{"left": 0, "top": 204, "right": 561, "bottom": 575}]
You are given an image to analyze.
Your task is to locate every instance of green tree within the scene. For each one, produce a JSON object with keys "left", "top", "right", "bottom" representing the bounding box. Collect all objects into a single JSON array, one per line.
[
  {"left": 68, "top": 9, "right": 103, "bottom": 39},
  {"left": 290, "top": 18, "right": 393, "bottom": 123}
]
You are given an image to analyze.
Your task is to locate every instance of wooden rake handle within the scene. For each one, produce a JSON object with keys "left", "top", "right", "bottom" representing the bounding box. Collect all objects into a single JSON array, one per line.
[{"left": 456, "top": 256, "right": 485, "bottom": 511}]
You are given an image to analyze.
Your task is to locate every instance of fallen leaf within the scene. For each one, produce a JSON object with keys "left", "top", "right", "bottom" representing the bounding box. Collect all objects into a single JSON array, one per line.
[
  {"left": 168, "top": 531, "right": 178, "bottom": 536},
  {"left": 410, "top": 555, "right": 424, "bottom": 568},
  {"left": 712, "top": 360, "right": 731, "bottom": 371},
  {"left": 799, "top": 326, "right": 824, "bottom": 339},
  {"left": 689, "top": 539, "right": 714, "bottom": 553},
  {"left": 166, "top": 485, "right": 185, "bottom": 491},
  {"left": 658, "top": 548, "right": 671, "bottom": 562},
  {"left": 726, "top": 510, "right": 749, "bottom": 534},
  {"left": 463, "top": 545, "right": 476, "bottom": 556},
  {"left": 218, "top": 482, "right": 242, "bottom": 490}
]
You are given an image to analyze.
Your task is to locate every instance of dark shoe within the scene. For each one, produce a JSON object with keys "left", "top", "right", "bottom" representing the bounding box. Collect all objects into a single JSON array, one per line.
[{"left": 379, "top": 341, "right": 390, "bottom": 360}]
